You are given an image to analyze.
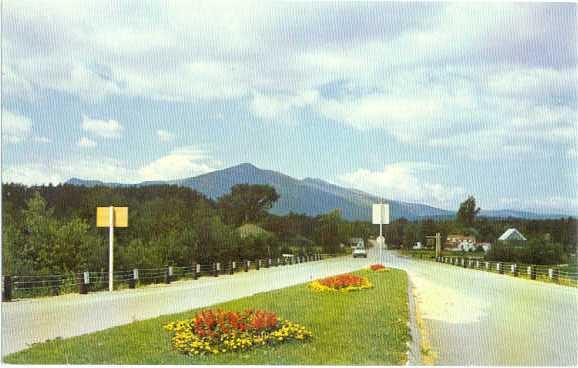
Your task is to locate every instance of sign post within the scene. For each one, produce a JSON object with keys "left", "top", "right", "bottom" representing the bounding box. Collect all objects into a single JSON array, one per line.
[
  {"left": 97, "top": 206, "right": 128, "bottom": 292},
  {"left": 372, "top": 203, "right": 390, "bottom": 264}
]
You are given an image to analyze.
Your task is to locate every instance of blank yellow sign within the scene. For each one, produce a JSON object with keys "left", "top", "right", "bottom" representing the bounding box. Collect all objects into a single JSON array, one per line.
[{"left": 96, "top": 207, "right": 128, "bottom": 227}]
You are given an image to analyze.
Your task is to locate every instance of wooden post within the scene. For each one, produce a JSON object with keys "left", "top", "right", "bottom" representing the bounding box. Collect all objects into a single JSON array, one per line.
[
  {"left": 244, "top": 260, "right": 250, "bottom": 272},
  {"left": 52, "top": 278, "right": 60, "bottom": 296},
  {"left": 164, "top": 267, "right": 171, "bottom": 284},
  {"left": 2, "top": 276, "right": 12, "bottom": 302},
  {"left": 255, "top": 260, "right": 260, "bottom": 270},
  {"left": 192, "top": 262, "right": 198, "bottom": 280}
]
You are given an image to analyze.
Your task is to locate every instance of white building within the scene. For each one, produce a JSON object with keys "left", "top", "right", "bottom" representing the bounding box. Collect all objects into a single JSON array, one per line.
[{"left": 498, "top": 228, "right": 527, "bottom": 242}]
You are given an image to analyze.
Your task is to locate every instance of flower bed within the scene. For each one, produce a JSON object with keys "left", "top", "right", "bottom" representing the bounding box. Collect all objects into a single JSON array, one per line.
[
  {"left": 164, "top": 309, "right": 312, "bottom": 355},
  {"left": 309, "top": 273, "right": 372, "bottom": 292},
  {"left": 369, "top": 264, "right": 389, "bottom": 272}
]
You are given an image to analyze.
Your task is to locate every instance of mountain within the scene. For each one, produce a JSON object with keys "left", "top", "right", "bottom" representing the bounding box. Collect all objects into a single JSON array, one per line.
[
  {"left": 478, "top": 209, "right": 570, "bottom": 220},
  {"left": 65, "top": 163, "right": 569, "bottom": 221}
]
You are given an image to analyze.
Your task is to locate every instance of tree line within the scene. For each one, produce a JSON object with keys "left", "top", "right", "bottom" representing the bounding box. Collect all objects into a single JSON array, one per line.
[{"left": 2, "top": 183, "right": 372, "bottom": 276}]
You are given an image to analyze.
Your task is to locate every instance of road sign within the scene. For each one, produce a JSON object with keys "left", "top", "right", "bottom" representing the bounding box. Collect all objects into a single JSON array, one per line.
[
  {"left": 372, "top": 203, "right": 390, "bottom": 225},
  {"left": 97, "top": 206, "right": 128, "bottom": 292},
  {"left": 96, "top": 207, "right": 128, "bottom": 227}
]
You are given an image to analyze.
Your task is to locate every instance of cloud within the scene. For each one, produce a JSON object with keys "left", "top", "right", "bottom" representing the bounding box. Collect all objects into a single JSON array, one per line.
[
  {"left": 138, "top": 146, "right": 218, "bottom": 181},
  {"left": 2, "top": 109, "right": 32, "bottom": 143},
  {"left": 156, "top": 129, "right": 175, "bottom": 142},
  {"left": 494, "top": 196, "right": 578, "bottom": 215},
  {"left": 339, "top": 162, "right": 465, "bottom": 209},
  {"left": 3, "top": 145, "right": 220, "bottom": 185},
  {"left": 77, "top": 137, "right": 97, "bottom": 148},
  {"left": 82, "top": 115, "right": 123, "bottom": 138},
  {"left": 251, "top": 90, "right": 319, "bottom": 121}
]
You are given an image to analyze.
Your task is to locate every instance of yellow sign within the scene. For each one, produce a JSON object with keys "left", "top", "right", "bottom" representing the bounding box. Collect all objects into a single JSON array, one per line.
[{"left": 96, "top": 207, "right": 128, "bottom": 227}]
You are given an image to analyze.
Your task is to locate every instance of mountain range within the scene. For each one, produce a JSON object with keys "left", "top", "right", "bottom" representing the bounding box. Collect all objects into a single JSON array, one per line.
[{"left": 66, "top": 163, "right": 570, "bottom": 221}]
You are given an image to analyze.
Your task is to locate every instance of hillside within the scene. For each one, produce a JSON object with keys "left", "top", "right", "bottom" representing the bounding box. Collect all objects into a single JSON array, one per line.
[{"left": 65, "top": 163, "right": 568, "bottom": 221}]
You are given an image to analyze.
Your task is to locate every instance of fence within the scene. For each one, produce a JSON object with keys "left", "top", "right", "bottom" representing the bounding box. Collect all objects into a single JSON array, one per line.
[
  {"left": 1, "top": 253, "right": 330, "bottom": 301},
  {"left": 434, "top": 255, "right": 578, "bottom": 288}
]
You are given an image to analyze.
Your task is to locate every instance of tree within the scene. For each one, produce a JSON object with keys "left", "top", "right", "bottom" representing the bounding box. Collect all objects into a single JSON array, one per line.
[
  {"left": 217, "top": 184, "right": 279, "bottom": 226},
  {"left": 457, "top": 196, "right": 480, "bottom": 228}
]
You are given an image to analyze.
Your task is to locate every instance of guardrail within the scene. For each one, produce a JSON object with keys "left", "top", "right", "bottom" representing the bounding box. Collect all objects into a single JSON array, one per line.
[
  {"left": 1, "top": 253, "right": 330, "bottom": 301},
  {"left": 433, "top": 255, "right": 578, "bottom": 288}
]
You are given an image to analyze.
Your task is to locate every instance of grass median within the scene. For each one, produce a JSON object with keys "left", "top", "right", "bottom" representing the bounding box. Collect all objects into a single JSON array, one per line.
[{"left": 4, "top": 268, "right": 410, "bottom": 365}]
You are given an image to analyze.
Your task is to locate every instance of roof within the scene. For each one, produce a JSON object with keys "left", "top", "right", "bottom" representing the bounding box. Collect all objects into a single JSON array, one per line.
[
  {"left": 237, "top": 224, "right": 273, "bottom": 239},
  {"left": 498, "top": 228, "right": 527, "bottom": 241}
]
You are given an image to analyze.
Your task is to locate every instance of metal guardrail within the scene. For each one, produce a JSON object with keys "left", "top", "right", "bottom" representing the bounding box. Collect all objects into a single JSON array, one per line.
[
  {"left": 432, "top": 255, "right": 578, "bottom": 288},
  {"left": 1, "top": 253, "right": 330, "bottom": 301}
]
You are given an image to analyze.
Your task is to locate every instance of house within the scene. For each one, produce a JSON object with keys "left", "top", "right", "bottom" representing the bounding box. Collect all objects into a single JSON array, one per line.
[
  {"left": 446, "top": 234, "right": 476, "bottom": 250},
  {"left": 498, "top": 228, "right": 527, "bottom": 242}
]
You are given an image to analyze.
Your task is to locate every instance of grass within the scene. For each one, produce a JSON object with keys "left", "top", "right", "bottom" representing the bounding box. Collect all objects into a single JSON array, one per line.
[{"left": 4, "top": 269, "right": 410, "bottom": 365}]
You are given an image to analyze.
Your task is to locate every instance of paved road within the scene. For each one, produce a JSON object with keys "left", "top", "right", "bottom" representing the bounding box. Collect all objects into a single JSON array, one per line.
[
  {"left": 380, "top": 250, "right": 578, "bottom": 366},
  {"left": 3, "top": 250, "right": 577, "bottom": 365},
  {"left": 1, "top": 256, "right": 372, "bottom": 356}
]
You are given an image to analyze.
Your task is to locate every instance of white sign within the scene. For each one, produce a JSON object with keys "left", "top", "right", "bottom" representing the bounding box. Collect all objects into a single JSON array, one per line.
[{"left": 372, "top": 203, "right": 390, "bottom": 224}]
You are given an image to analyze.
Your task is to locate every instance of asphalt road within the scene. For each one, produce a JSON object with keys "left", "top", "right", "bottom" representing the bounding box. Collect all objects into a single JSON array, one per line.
[
  {"left": 1, "top": 255, "right": 372, "bottom": 356},
  {"left": 3, "top": 250, "right": 577, "bottom": 365},
  {"left": 380, "top": 250, "right": 578, "bottom": 366}
]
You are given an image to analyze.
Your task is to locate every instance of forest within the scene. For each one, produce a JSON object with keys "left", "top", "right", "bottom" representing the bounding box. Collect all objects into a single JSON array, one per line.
[{"left": 2, "top": 184, "right": 576, "bottom": 277}]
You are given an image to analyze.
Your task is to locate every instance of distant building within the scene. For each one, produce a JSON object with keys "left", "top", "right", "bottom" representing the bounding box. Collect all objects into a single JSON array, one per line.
[
  {"left": 498, "top": 228, "right": 527, "bottom": 242},
  {"left": 446, "top": 234, "right": 476, "bottom": 250}
]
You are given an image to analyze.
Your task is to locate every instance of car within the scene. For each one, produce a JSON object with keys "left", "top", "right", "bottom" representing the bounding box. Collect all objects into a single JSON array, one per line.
[{"left": 352, "top": 247, "right": 367, "bottom": 258}]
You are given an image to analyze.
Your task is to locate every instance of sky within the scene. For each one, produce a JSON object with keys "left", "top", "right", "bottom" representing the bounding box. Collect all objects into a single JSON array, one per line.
[{"left": 2, "top": 1, "right": 577, "bottom": 214}]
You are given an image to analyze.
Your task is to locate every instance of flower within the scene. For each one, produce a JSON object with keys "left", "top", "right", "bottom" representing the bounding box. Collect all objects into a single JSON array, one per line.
[
  {"left": 164, "top": 309, "right": 312, "bottom": 356},
  {"left": 369, "top": 264, "right": 389, "bottom": 272},
  {"left": 309, "top": 273, "right": 373, "bottom": 292}
]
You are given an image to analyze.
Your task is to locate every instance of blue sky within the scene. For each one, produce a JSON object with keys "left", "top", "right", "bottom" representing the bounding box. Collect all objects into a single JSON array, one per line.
[{"left": 2, "top": 1, "right": 577, "bottom": 214}]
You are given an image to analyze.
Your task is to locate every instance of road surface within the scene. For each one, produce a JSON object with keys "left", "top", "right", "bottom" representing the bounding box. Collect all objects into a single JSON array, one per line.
[{"left": 382, "top": 250, "right": 577, "bottom": 366}]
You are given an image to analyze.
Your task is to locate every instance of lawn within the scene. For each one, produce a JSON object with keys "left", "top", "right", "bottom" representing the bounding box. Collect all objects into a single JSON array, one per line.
[{"left": 4, "top": 269, "right": 410, "bottom": 365}]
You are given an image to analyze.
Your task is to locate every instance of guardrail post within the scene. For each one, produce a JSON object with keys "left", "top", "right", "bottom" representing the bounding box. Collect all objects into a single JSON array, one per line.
[
  {"left": 192, "top": 262, "right": 197, "bottom": 280},
  {"left": 52, "top": 278, "right": 60, "bottom": 296},
  {"left": 476, "top": 260, "right": 480, "bottom": 268},
  {"left": 129, "top": 269, "right": 138, "bottom": 289},
  {"left": 497, "top": 263, "right": 503, "bottom": 274},
  {"left": 548, "top": 268, "right": 553, "bottom": 281},
  {"left": 530, "top": 266, "right": 537, "bottom": 280},
  {"left": 230, "top": 261, "right": 235, "bottom": 275},
  {"left": 245, "top": 260, "right": 250, "bottom": 272},
  {"left": 485, "top": 262, "right": 489, "bottom": 270},
  {"left": 553, "top": 269, "right": 559, "bottom": 283},
  {"left": 275, "top": 257, "right": 279, "bottom": 266},
  {"left": 79, "top": 272, "right": 89, "bottom": 294},
  {"left": 512, "top": 264, "right": 518, "bottom": 277},
  {"left": 266, "top": 258, "right": 271, "bottom": 268},
  {"left": 164, "top": 267, "right": 171, "bottom": 284},
  {"left": 214, "top": 262, "right": 220, "bottom": 277},
  {"left": 2, "top": 276, "right": 12, "bottom": 302}
]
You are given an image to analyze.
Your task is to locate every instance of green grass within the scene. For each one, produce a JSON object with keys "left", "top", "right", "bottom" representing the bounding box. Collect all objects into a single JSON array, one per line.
[{"left": 4, "top": 269, "right": 410, "bottom": 365}]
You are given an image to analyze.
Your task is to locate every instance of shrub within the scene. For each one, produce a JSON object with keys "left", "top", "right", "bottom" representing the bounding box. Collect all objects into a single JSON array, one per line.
[
  {"left": 164, "top": 309, "right": 312, "bottom": 355},
  {"left": 309, "top": 273, "right": 372, "bottom": 292}
]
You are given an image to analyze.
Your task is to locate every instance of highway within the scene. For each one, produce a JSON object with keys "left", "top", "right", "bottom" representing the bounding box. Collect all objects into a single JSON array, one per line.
[{"left": 3, "top": 249, "right": 577, "bottom": 365}]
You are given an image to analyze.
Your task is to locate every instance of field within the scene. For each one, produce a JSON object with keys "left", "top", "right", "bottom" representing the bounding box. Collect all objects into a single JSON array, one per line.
[{"left": 4, "top": 269, "right": 410, "bottom": 365}]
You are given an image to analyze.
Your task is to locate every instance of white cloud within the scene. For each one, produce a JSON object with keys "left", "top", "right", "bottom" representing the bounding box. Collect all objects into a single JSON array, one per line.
[
  {"left": 77, "top": 137, "right": 97, "bottom": 148},
  {"left": 251, "top": 90, "right": 319, "bottom": 120},
  {"left": 156, "top": 129, "right": 175, "bottom": 142},
  {"left": 2, "top": 110, "right": 32, "bottom": 143},
  {"left": 494, "top": 196, "right": 578, "bottom": 215},
  {"left": 33, "top": 136, "right": 51, "bottom": 143},
  {"left": 82, "top": 115, "right": 123, "bottom": 138},
  {"left": 339, "top": 162, "right": 465, "bottom": 209},
  {"left": 3, "top": 145, "right": 220, "bottom": 185},
  {"left": 138, "top": 146, "right": 218, "bottom": 181}
]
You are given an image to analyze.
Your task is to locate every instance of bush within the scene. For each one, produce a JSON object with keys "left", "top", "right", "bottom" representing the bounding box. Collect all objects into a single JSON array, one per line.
[{"left": 485, "top": 238, "right": 567, "bottom": 265}]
